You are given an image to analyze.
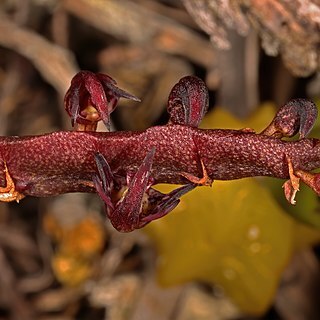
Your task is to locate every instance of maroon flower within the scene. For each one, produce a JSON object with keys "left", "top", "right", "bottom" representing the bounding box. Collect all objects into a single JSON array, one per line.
[
  {"left": 93, "top": 149, "right": 195, "bottom": 232},
  {"left": 64, "top": 71, "right": 140, "bottom": 131}
]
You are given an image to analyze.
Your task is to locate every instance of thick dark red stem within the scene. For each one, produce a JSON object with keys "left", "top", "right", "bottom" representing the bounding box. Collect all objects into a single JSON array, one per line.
[{"left": 0, "top": 125, "right": 319, "bottom": 198}]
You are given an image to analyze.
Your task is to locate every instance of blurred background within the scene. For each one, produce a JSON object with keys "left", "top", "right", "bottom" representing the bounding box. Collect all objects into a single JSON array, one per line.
[{"left": 0, "top": 0, "right": 320, "bottom": 319}]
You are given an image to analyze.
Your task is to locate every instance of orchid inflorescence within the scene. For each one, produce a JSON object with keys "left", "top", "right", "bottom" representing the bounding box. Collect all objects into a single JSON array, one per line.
[{"left": 0, "top": 70, "right": 320, "bottom": 232}]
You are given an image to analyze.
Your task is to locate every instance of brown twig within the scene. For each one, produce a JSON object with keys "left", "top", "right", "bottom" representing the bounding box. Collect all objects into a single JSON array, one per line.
[
  {"left": 0, "top": 13, "right": 78, "bottom": 96},
  {"left": 183, "top": 0, "right": 320, "bottom": 76},
  {"left": 62, "top": 0, "right": 216, "bottom": 70}
]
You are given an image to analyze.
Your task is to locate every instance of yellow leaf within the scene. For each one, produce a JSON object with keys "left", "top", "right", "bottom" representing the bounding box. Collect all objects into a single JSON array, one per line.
[
  {"left": 201, "top": 103, "right": 276, "bottom": 132},
  {"left": 146, "top": 180, "right": 294, "bottom": 315},
  {"left": 145, "top": 106, "right": 320, "bottom": 315}
]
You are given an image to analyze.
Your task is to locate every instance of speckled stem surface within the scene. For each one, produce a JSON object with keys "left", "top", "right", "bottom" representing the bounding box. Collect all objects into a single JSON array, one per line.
[{"left": 1, "top": 125, "right": 319, "bottom": 197}]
